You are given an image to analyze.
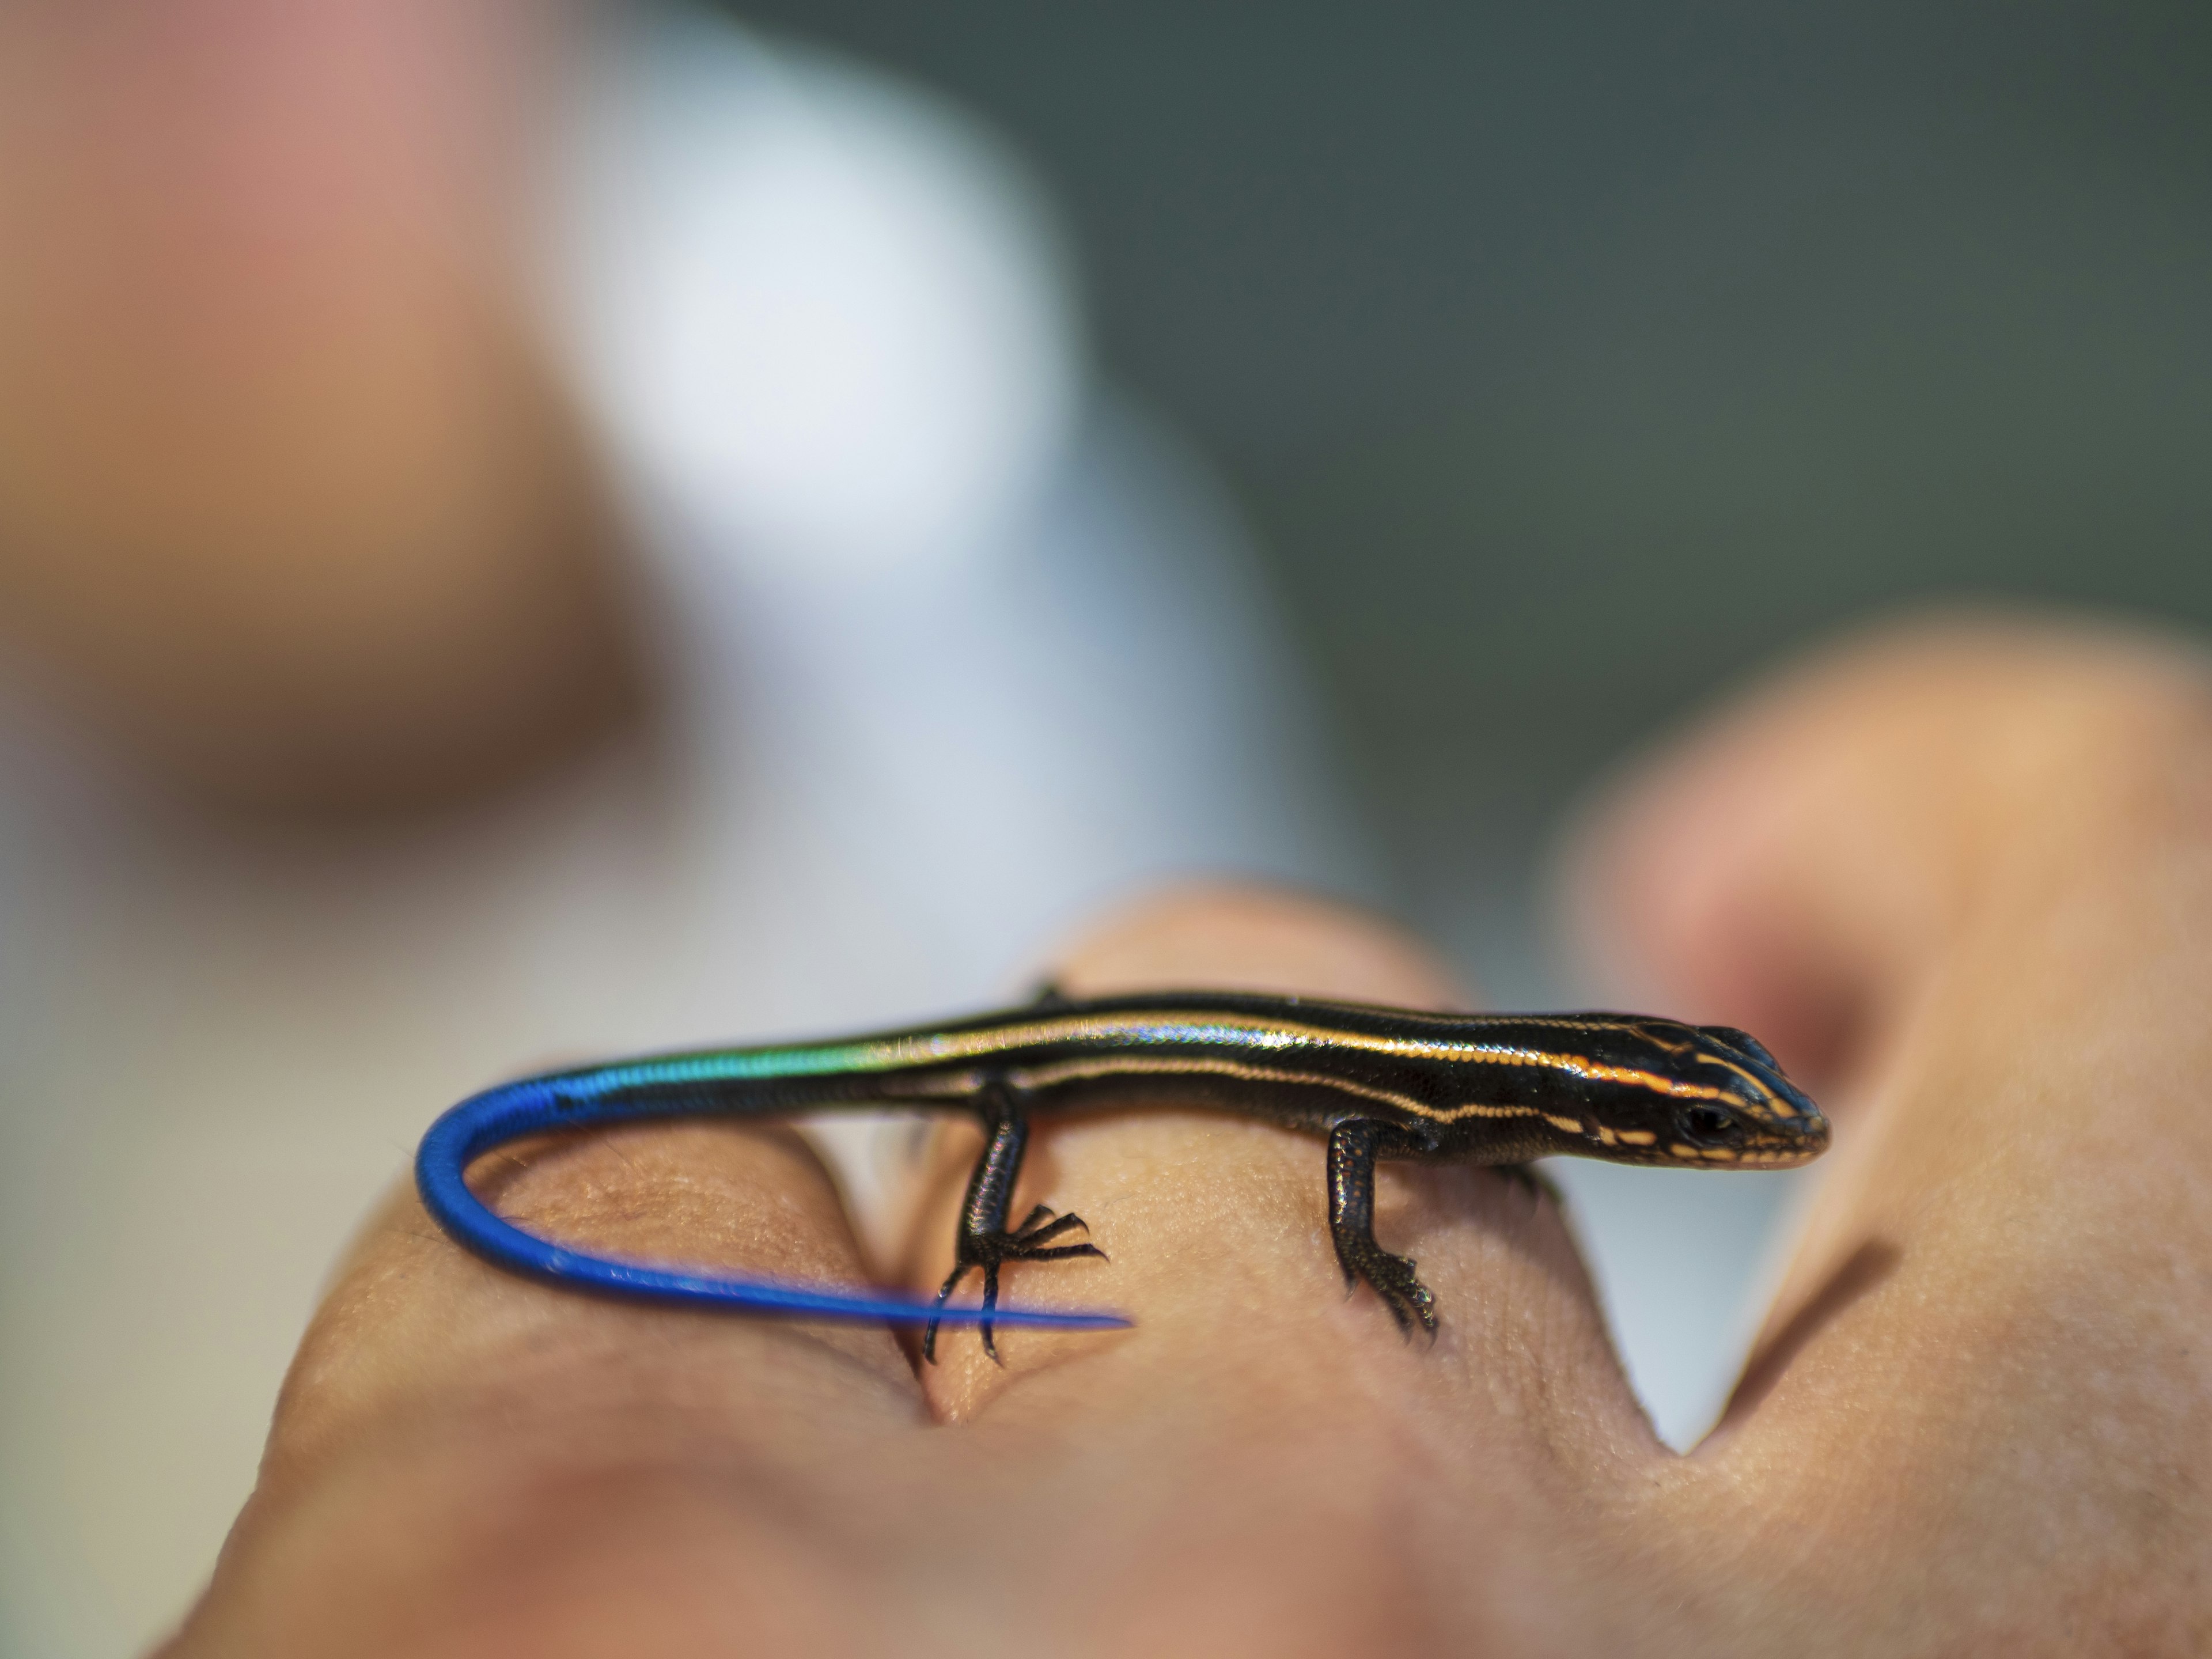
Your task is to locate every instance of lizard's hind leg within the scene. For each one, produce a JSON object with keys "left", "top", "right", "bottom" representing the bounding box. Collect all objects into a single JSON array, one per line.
[{"left": 921, "top": 1084, "right": 1107, "bottom": 1363}]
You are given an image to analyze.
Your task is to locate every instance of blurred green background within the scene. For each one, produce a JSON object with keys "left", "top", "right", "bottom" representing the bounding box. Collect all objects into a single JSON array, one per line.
[{"left": 728, "top": 1, "right": 2212, "bottom": 992}]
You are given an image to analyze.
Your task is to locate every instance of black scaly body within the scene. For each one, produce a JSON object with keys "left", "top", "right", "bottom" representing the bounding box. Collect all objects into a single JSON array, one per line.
[{"left": 416, "top": 990, "right": 1831, "bottom": 1355}]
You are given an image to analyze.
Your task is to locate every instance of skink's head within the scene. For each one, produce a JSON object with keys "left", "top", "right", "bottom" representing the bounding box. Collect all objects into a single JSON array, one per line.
[{"left": 1560, "top": 1019, "right": 1830, "bottom": 1169}]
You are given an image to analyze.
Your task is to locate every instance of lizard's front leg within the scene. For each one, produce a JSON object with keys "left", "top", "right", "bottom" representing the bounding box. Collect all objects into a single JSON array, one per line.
[{"left": 1327, "top": 1118, "right": 1438, "bottom": 1338}]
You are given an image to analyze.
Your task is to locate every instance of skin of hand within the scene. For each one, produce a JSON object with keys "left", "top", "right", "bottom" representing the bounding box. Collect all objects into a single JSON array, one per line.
[{"left": 162, "top": 618, "right": 2212, "bottom": 1657}]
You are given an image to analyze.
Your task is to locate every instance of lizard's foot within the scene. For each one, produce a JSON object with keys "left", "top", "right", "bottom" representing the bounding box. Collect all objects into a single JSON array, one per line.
[
  {"left": 1335, "top": 1237, "right": 1438, "bottom": 1339},
  {"left": 1009, "top": 1202, "right": 1093, "bottom": 1249},
  {"left": 922, "top": 1211, "right": 1108, "bottom": 1364}
]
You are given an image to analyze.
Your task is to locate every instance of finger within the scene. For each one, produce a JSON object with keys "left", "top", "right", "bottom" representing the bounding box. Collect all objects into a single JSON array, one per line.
[
  {"left": 1566, "top": 616, "right": 2212, "bottom": 1639},
  {"left": 897, "top": 885, "right": 1662, "bottom": 1647},
  {"left": 170, "top": 1122, "right": 921, "bottom": 1656},
  {"left": 1565, "top": 615, "right": 2212, "bottom": 1087}
]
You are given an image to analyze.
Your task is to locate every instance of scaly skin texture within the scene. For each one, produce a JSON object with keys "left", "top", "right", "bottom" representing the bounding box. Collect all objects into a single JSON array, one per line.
[
  {"left": 166, "top": 619, "right": 2212, "bottom": 1657},
  {"left": 412, "top": 991, "right": 1825, "bottom": 1342}
]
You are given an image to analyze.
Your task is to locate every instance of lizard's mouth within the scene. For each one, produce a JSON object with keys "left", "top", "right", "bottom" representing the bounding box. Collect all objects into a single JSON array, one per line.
[{"left": 1739, "top": 1118, "right": 1830, "bottom": 1166}]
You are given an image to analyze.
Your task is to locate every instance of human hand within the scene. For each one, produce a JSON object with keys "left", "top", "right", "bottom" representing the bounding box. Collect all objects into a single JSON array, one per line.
[{"left": 165, "top": 618, "right": 2211, "bottom": 1656}]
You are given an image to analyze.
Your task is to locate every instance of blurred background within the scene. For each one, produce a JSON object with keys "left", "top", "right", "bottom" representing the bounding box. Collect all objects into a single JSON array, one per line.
[
  {"left": 1, "top": 3, "right": 2208, "bottom": 1654},
  {"left": 730, "top": 0, "right": 2212, "bottom": 980}
]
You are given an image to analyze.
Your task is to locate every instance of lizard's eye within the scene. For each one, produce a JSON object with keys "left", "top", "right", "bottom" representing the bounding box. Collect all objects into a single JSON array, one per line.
[{"left": 1679, "top": 1105, "right": 1736, "bottom": 1145}]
